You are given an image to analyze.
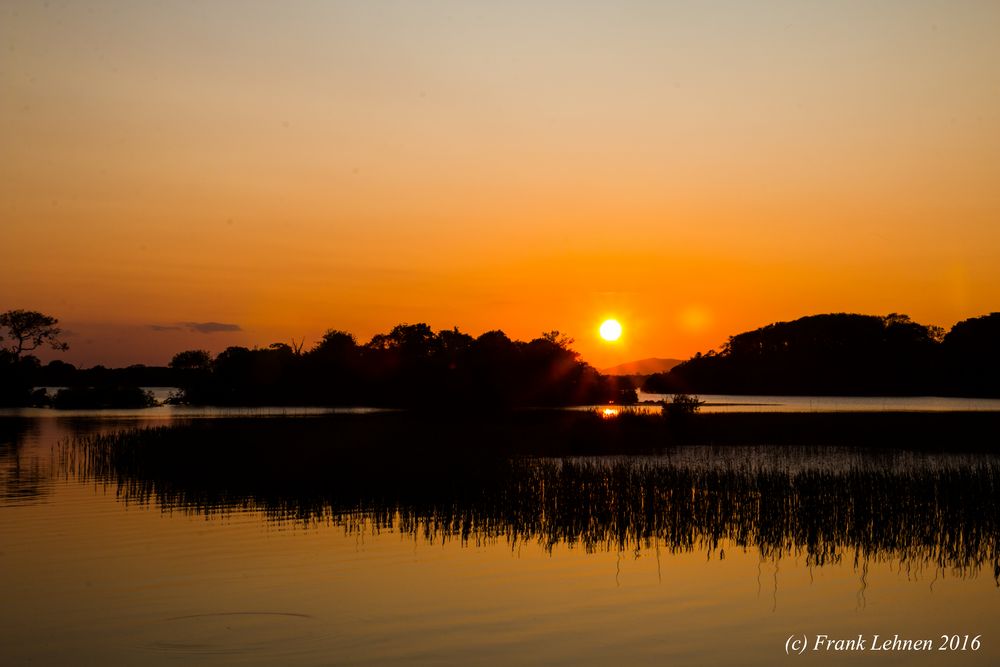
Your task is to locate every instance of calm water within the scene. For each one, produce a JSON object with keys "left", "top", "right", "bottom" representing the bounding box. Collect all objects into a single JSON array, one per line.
[
  {"left": 637, "top": 393, "right": 1000, "bottom": 412},
  {"left": 16, "top": 389, "right": 1000, "bottom": 418},
  {"left": 1, "top": 415, "right": 998, "bottom": 665}
]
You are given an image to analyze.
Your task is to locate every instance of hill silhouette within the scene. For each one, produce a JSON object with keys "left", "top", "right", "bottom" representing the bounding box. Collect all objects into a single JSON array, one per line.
[
  {"left": 644, "top": 312, "right": 1000, "bottom": 397},
  {"left": 601, "top": 357, "right": 682, "bottom": 376}
]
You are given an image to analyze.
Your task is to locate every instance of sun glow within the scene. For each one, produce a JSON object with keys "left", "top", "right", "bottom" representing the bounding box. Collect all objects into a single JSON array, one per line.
[{"left": 599, "top": 319, "right": 622, "bottom": 342}]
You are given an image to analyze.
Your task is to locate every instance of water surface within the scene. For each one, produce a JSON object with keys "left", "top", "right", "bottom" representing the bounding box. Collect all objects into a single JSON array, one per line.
[
  {"left": 638, "top": 393, "right": 1000, "bottom": 412},
  {"left": 1, "top": 416, "right": 997, "bottom": 665}
]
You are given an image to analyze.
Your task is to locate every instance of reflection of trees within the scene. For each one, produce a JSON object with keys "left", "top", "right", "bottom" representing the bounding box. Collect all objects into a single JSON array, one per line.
[
  {"left": 68, "top": 420, "right": 1000, "bottom": 579},
  {"left": 0, "top": 420, "right": 49, "bottom": 503}
]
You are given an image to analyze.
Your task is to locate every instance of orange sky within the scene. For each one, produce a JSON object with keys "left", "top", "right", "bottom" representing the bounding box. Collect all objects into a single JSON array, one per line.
[{"left": 3, "top": 1, "right": 999, "bottom": 368}]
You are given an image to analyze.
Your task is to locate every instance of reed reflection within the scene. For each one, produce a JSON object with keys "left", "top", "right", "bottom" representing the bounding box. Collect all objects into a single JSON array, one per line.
[
  {"left": 66, "top": 417, "right": 1000, "bottom": 581},
  {"left": 0, "top": 419, "right": 51, "bottom": 503}
]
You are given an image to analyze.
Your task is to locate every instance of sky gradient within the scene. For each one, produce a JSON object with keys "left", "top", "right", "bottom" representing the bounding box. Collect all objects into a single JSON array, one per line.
[{"left": 3, "top": 1, "right": 999, "bottom": 368}]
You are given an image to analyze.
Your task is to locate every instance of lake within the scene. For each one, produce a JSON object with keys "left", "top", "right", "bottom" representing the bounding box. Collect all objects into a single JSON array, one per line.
[
  {"left": 1, "top": 413, "right": 998, "bottom": 665},
  {"left": 637, "top": 393, "right": 1000, "bottom": 412},
  {"left": 12, "top": 391, "right": 1000, "bottom": 419}
]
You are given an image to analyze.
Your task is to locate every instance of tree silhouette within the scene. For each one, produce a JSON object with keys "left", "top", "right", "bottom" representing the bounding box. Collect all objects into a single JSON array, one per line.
[
  {"left": 942, "top": 313, "right": 1000, "bottom": 396},
  {"left": 0, "top": 309, "right": 69, "bottom": 360},
  {"left": 644, "top": 313, "right": 949, "bottom": 395},
  {"left": 169, "top": 349, "right": 213, "bottom": 371}
]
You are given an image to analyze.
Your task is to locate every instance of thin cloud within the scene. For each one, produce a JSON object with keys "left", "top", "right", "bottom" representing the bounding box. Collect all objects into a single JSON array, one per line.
[
  {"left": 182, "top": 321, "right": 242, "bottom": 334},
  {"left": 149, "top": 322, "right": 242, "bottom": 334}
]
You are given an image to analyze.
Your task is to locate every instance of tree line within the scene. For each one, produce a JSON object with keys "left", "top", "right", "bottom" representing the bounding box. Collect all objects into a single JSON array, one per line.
[
  {"left": 3, "top": 309, "right": 1000, "bottom": 407},
  {"left": 643, "top": 312, "right": 1000, "bottom": 396},
  {"left": 0, "top": 312, "right": 633, "bottom": 407},
  {"left": 167, "top": 325, "right": 635, "bottom": 407}
]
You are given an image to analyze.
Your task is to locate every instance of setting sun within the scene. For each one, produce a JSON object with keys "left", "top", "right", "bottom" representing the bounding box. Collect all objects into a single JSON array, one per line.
[{"left": 599, "top": 319, "right": 623, "bottom": 342}]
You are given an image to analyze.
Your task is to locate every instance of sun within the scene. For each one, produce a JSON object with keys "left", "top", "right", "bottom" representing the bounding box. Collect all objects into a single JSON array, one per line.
[{"left": 599, "top": 319, "right": 622, "bottom": 342}]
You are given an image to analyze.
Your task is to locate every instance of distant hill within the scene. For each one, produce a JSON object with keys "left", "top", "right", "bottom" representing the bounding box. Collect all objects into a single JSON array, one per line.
[
  {"left": 642, "top": 312, "right": 1000, "bottom": 396},
  {"left": 601, "top": 358, "right": 683, "bottom": 376}
]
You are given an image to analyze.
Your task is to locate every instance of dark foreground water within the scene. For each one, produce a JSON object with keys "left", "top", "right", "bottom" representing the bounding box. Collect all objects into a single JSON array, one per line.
[{"left": 1, "top": 414, "right": 998, "bottom": 666}]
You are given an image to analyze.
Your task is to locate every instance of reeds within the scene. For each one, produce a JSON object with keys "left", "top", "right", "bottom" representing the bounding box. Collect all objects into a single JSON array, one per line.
[{"left": 64, "top": 414, "right": 1000, "bottom": 579}]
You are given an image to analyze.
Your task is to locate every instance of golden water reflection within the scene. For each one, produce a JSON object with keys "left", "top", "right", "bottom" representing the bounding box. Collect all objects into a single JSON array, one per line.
[{"left": 2, "top": 416, "right": 999, "bottom": 666}]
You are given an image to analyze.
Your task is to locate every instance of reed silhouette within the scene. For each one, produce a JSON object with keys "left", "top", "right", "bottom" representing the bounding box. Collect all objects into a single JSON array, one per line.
[{"left": 64, "top": 416, "right": 1000, "bottom": 580}]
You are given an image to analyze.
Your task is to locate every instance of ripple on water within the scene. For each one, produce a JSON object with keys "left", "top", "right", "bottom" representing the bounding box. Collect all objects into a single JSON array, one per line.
[{"left": 145, "top": 611, "right": 322, "bottom": 658}]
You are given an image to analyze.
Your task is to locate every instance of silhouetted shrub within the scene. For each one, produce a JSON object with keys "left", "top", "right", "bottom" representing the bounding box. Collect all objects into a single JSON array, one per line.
[{"left": 663, "top": 393, "right": 703, "bottom": 419}]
